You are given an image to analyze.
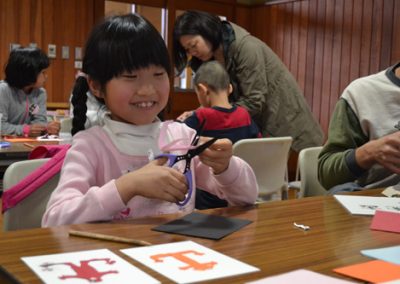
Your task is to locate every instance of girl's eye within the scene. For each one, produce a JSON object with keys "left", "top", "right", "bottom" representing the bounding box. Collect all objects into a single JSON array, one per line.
[
  {"left": 154, "top": 72, "right": 165, "bottom": 77},
  {"left": 121, "top": 75, "right": 137, "bottom": 80}
]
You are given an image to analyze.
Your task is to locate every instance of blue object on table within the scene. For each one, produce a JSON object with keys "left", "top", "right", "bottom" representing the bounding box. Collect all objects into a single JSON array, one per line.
[
  {"left": 0, "top": 142, "right": 11, "bottom": 149},
  {"left": 156, "top": 121, "right": 218, "bottom": 206}
]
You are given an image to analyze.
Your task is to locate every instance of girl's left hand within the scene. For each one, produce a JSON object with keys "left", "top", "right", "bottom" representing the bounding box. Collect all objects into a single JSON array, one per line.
[
  {"left": 47, "top": 121, "right": 61, "bottom": 135},
  {"left": 198, "top": 138, "right": 232, "bottom": 174}
]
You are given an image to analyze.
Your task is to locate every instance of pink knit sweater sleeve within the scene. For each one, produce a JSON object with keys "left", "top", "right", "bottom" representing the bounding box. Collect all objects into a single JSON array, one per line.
[
  {"left": 42, "top": 129, "right": 127, "bottom": 227},
  {"left": 194, "top": 156, "right": 259, "bottom": 206}
]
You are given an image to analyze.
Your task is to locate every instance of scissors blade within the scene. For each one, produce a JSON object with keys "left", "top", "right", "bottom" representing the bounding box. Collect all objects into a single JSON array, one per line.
[
  {"left": 189, "top": 137, "right": 218, "bottom": 157},
  {"left": 190, "top": 119, "right": 207, "bottom": 146}
]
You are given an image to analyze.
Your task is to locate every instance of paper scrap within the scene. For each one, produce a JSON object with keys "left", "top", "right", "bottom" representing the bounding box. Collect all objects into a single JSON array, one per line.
[{"left": 361, "top": 245, "right": 400, "bottom": 265}]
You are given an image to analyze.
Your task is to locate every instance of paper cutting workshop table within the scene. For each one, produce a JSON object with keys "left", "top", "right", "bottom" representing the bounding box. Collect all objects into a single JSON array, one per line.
[{"left": 0, "top": 189, "right": 397, "bottom": 283}]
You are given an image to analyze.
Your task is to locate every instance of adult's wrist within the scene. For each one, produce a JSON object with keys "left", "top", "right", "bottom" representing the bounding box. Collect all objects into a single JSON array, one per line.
[{"left": 354, "top": 143, "right": 376, "bottom": 170}]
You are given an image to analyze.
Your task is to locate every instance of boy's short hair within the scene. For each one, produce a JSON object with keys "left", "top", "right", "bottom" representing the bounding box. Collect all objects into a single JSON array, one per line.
[
  {"left": 193, "top": 61, "right": 230, "bottom": 93},
  {"left": 5, "top": 47, "right": 49, "bottom": 89}
]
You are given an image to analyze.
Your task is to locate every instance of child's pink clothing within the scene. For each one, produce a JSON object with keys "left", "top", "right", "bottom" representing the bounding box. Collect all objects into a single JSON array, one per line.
[{"left": 42, "top": 118, "right": 258, "bottom": 226}]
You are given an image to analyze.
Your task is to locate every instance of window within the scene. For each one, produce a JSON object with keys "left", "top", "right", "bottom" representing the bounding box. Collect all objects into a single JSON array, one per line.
[{"left": 105, "top": 1, "right": 166, "bottom": 39}]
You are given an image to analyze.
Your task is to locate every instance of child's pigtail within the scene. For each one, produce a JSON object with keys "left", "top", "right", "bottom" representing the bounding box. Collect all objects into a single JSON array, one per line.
[{"left": 71, "top": 76, "right": 89, "bottom": 136}]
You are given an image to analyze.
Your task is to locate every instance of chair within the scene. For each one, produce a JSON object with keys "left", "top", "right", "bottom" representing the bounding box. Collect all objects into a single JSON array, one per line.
[
  {"left": 233, "top": 137, "right": 293, "bottom": 201},
  {"left": 2, "top": 158, "right": 59, "bottom": 231},
  {"left": 297, "top": 146, "right": 327, "bottom": 198},
  {"left": 60, "top": 117, "right": 72, "bottom": 133}
]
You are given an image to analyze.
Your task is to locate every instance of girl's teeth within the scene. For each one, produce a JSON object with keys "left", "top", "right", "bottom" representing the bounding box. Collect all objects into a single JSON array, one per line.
[{"left": 136, "top": 102, "right": 154, "bottom": 108}]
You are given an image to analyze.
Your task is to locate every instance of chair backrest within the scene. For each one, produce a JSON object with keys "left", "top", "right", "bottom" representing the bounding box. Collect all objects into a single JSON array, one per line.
[
  {"left": 2, "top": 158, "right": 59, "bottom": 231},
  {"left": 60, "top": 117, "right": 72, "bottom": 133},
  {"left": 298, "top": 146, "right": 326, "bottom": 198},
  {"left": 233, "top": 137, "right": 292, "bottom": 201}
]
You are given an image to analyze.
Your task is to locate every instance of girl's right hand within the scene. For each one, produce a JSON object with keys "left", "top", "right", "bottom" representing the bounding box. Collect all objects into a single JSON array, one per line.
[
  {"left": 115, "top": 158, "right": 188, "bottom": 204},
  {"left": 47, "top": 121, "right": 61, "bottom": 135}
]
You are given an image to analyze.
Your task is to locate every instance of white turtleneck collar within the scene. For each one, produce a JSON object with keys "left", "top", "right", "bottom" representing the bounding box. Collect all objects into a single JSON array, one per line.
[{"left": 102, "top": 115, "right": 162, "bottom": 157}]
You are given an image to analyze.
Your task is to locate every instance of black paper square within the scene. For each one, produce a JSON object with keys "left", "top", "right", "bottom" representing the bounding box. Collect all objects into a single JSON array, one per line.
[{"left": 152, "top": 212, "right": 252, "bottom": 240}]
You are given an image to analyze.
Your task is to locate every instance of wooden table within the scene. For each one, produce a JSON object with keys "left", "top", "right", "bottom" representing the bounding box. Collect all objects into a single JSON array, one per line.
[
  {"left": 0, "top": 140, "right": 59, "bottom": 167},
  {"left": 0, "top": 189, "right": 397, "bottom": 283},
  {"left": 0, "top": 142, "right": 30, "bottom": 167}
]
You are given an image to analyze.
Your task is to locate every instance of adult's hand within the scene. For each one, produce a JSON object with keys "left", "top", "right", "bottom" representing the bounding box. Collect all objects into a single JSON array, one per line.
[{"left": 356, "top": 131, "right": 400, "bottom": 174}]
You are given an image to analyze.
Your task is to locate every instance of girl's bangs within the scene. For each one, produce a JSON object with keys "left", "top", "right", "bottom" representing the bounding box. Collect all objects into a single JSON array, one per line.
[{"left": 105, "top": 30, "right": 170, "bottom": 77}]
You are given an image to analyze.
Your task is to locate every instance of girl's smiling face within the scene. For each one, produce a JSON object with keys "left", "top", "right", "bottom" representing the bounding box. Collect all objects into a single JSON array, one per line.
[{"left": 102, "top": 65, "right": 170, "bottom": 125}]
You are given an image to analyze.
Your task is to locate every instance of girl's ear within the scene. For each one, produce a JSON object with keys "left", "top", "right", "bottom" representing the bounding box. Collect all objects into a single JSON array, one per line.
[{"left": 87, "top": 78, "right": 103, "bottom": 98}]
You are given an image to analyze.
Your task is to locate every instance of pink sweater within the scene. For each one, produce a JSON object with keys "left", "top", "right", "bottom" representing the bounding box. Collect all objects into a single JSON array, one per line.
[{"left": 42, "top": 120, "right": 258, "bottom": 226}]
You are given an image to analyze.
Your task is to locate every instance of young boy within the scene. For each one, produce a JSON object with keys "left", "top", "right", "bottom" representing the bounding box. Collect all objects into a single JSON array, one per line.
[
  {"left": 184, "top": 60, "right": 260, "bottom": 143},
  {"left": 184, "top": 61, "right": 260, "bottom": 209}
]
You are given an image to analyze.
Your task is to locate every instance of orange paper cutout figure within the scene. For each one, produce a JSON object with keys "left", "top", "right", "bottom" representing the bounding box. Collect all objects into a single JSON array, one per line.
[{"left": 151, "top": 250, "right": 217, "bottom": 271}]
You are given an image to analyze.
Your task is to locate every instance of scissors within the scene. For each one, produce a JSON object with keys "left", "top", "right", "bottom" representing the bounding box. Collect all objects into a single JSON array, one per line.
[{"left": 156, "top": 121, "right": 218, "bottom": 206}]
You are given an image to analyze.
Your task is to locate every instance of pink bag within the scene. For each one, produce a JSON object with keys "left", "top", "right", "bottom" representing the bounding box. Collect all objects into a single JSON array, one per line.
[{"left": 2, "top": 145, "right": 70, "bottom": 213}]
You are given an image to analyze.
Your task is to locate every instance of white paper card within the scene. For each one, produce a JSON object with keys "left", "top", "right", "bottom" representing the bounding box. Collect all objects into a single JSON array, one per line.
[
  {"left": 22, "top": 249, "right": 160, "bottom": 284},
  {"left": 37, "top": 134, "right": 64, "bottom": 141},
  {"left": 382, "top": 185, "right": 400, "bottom": 197},
  {"left": 121, "top": 240, "right": 259, "bottom": 284},
  {"left": 334, "top": 195, "right": 400, "bottom": 215}
]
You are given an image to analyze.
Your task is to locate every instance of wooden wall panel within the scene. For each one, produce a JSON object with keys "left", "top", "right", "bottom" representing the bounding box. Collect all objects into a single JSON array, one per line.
[
  {"left": 0, "top": 0, "right": 97, "bottom": 108},
  {"left": 329, "top": 0, "right": 344, "bottom": 126},
  {"left": 392, "top": 0, "right": 400, "bottom": 62},
  {"left": 234, "top": 4, "right": 252, "bottom": 30},
  {"left": 250, "top": 0, "right": 400, "bottom": 136},
  {"left": 1, "top": 0, "right": 397, "bottom": 136}
]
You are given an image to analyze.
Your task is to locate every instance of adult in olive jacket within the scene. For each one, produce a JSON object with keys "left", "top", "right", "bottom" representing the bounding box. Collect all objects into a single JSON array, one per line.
[{"left": 173, "top": 10, "right": 324, "bottom": 152}]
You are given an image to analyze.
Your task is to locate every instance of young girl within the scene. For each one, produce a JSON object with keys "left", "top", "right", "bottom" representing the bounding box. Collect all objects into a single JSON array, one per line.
[
  {"left": 0, "top": 47, "right": 60, "bottom": 136},
  {"left": 42, "top": 14, "right": 258, "bottom": 227}
]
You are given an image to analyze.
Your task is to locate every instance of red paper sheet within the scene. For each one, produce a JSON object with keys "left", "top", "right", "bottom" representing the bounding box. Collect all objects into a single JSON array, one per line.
[{"left": 370, "top": 210, "right": 400, "bottom": 233}]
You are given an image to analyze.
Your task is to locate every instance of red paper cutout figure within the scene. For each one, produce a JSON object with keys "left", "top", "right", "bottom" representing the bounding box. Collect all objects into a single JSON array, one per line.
[
  {"left": 40, "top": 258, "right": 118, "bottom": 282},
  {"left": 151, "top": 250, "right": 217, "bottom": 271}
]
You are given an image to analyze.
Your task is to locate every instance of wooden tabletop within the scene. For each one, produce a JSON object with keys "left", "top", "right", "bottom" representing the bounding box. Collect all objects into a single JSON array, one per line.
[
  {"left": 0, "top": 140, "right": 59, "bottom": 168},
  {"left": 0, "top": 189, "right": 396, "bottom": 283}
]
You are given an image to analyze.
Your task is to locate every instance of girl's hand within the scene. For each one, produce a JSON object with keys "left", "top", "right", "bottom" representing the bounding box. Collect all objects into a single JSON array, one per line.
[
  {"left": 115, "top": 158, "right": 188, "bottom": 204},
  {"left": 198, "top": 138, "right": 232, "bottom": 174},
  {"left": 29, "top": 124, "right": 47, "bottom": 137},
  {"left": 47, "top": 121, "right": 61, "bottom": 135}
]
